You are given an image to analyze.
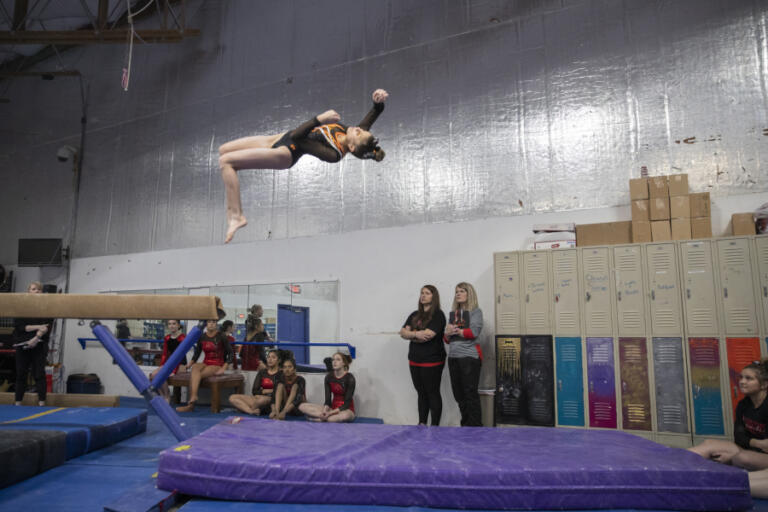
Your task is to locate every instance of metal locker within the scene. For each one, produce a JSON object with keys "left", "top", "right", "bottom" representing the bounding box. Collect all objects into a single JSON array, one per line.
[
  {"left": 522, "top": 251, "right": 551, "bottom": 334},
  {"left": 522, "top": 335, "right": 555, "bottom": 426},
  {"left": 555, "top": 337, "right": 585, "bottom": 427},
  {"left": 613, "top": 246, "right": 647, "bottom": 336},
  {"left": 618, "top": 337, "right": 652, "bottom": 431},
  {"left": 494, "top": 252, "right": 522, "bottom": 334},
  {"left": 680, "top": 241, "right": 720, "bottom": 335},
  {"left": 646, "top": 243, "right": 683, "bottom": 336},
  {"left": 552, "top": 249, "right": 581, "bottom": 336},
  {"left": 495, "top": 335, "right": 524, "bottom": 425},
  {"left": 581, "top": 248, "right": 613, "bottom": 336},
  {"left": 587, "top": 337, "right": 617, "bottom": 429},
  {"left": 652, "top": 337, "right": 689, "bottom": 435},
  {"left": 688, "top": 337, "right": 726, "bottom": 436},
  {"left": 753, "top": 237, "right": 768, "bottom": 334},
  {"left": 725, "top": 337, "right": 761, "bottom": 418},
  {"left": 717, "top": 238, "right": 758, "bottom": 335}
]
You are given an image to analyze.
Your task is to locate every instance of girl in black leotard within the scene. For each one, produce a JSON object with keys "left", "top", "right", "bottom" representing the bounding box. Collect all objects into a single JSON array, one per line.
[
  {"left": 229, "top": 348, "right": 282, "bottom": 415},
  {"left": 299, "top": 352, "right": 356, "bottom": 423},
  {"left": 270, "top": 357, "right": 306, "bottom": 420},
  {"left": 218, "top": 89, "right": 389, "bottom": 243}
]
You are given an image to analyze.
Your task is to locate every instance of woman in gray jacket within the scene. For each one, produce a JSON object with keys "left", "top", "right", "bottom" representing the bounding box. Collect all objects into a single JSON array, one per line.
[{"left": 444, "top": 282, "right": 483, "bottom": 426}]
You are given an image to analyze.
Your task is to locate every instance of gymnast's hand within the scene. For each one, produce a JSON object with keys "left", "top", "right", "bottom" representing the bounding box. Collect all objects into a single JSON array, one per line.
[
  {"left": 317, "top": 109, "right": 341, "bottom": 124},
  {"left": 215, "top": 366, "right": 226, "bottom": 376},
  {"left": 372, "top": 89, "right": 389, "bottom": 103}
]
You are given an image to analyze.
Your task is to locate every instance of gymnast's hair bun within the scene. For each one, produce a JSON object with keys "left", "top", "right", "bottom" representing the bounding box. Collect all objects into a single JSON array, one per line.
[{"left": 372, "top": 147, "right": 385, "bottom": 162}]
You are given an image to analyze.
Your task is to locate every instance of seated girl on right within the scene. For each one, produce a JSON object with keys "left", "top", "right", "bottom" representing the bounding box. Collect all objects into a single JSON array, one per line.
[
  {"left": 299, "top": 352, "right": 355, "bottom": 423},
  {"left": 689, "top": 360, "right": 768, "bottom": 471}
]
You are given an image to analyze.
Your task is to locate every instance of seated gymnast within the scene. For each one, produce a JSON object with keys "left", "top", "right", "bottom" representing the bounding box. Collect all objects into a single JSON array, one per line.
[
  {"left": 149, "top": 319, "right": 186, "bottom": 402},
  {"left": 176, "top": 319, "right": 233, "bottom": 413},
  {"left": 218, "top": 88, "right": 389, "bottom": 243},
  {"left": 689, "top": 360, "right": 768, "bottom": 473},
  {"left": 299, "top": 352, "right": 356, "bottom": 423},
  {"left": 269, "top": 356, "right": 307, "bottom": 420},
  {"left": 229, "top": 348, "right": 282, "bottom": 415}
]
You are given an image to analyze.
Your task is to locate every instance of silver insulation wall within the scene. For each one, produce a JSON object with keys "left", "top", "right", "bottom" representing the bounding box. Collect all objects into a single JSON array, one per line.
[{"left": 0, "top": 0, "right": 767, "bottom": 260}]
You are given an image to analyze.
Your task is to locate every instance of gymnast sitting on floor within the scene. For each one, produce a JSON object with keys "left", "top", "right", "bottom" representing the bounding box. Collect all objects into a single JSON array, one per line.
[
  {"left": 218, "top": 88, "right": 389, "bottom": 243},
  {"left": 270, "top": 356, "right": 307, "bottom": 420},
  {"left": 299, "top": 352, "right": 356, "bottom": 423},
  {"left": 229, "top": 348, "right": 282, "bottom": 415},
  {"left": 689, "top": 360, "right": 768, "bottom": 472},
  {"left": 176, "top": 319, "right": 233, "bottom": 413}
]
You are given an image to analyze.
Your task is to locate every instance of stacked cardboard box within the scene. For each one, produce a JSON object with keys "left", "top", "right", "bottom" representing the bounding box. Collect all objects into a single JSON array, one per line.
[
  {"left": 630, "top": 178, "right": 651, "bottom": 243},
  {"left": 668, "top": 174, "right": 691, "bottom": 240},
  {"left": 732, "top": 213, "right": 756, "bottom": 236},
  {"left": 689, "top": 192, "right": 712, "bottom": 238},
  {"left": 576, "top": 221, "right": 632, "bottom": 247},
  {"left": 649, "top": 176, "right": 671, "bottom": 241}
]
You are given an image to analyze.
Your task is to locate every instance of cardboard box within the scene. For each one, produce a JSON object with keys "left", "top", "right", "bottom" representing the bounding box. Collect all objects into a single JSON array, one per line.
[
  {"left": 629, "top": 178, "right": 649, "bottom": 200},
  {"left": 668, "top": 174, "right": 689, "bottom": 196},
  {"left": 691, "top": 217, "right": 712, "bottom": 238},
  {"left": 651, "top": 220, "right": 672, "bottom": 241},
  {"left": 671, "top": 218, "right": 692, "bottom": 240},
  {"left": 648, "top": 176, "right": 669, "bottom": 198},
  {"left": 632, "top": 221, "right": 652, "bottom": 243},
  {"left": 732, "top": 213, "right": 756, "bottom": 236},
  {"left": 576, "top": 223, "right": 604, "bottom": 247},
  {"left": 689, "top": 192, "right": 711, "bottom": 217},
  {"left": 632, "top": 200, "right": 649, "bottom": 221},
  {"left": 670, "top": 195, "right": 690, "bottom": 218},
  {"left": 650, "top": 197, "right": 670, "bottom": 220},
  {"left": 605, "top": 221, "right": 632, "bottom": 245},
  {"left": 576, "top": 221, "right": 632, "bottom": 246}
]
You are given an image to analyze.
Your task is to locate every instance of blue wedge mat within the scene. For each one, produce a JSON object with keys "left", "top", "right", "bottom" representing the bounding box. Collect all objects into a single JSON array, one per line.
[{"left": 0, "top": 405, "right": 147, "bottom": 459}]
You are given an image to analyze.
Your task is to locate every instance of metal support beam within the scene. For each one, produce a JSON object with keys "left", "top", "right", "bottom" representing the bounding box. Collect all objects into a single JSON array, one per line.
[
  {"left": 97, "top": 0, "right": 109, "bottom": 30},
  {"left": 12, "top": 0, "right": 28, "bottom": 31},
  {"left": 0, "top": 28, "right": 200, "bottom": 44}
]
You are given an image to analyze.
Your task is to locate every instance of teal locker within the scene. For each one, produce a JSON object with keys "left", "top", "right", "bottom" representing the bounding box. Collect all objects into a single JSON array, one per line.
[{"left": 555, "top": 336, "right": 584, "bottom": 427}]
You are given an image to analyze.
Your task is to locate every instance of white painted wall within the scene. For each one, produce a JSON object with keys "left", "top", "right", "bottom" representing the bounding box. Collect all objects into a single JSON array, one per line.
[{"left": 57, "top": 190, "right": 768, "bottom": 425}]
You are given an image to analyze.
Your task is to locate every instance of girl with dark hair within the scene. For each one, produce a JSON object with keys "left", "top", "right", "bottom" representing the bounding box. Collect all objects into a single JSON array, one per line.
[
  {"left": 176, "top": 319, "right": 233, "bottom": 413},
  {"left": 241, "top": 305, "right": 270, "bottom": 371},
  {"left": 270, "top": 357, "right": 307, "bottom": 420},
  {"left": 299, "top": 352, "right": 356, "bottom": 423},
  {"left": 219, "top": 89, "right": 389, "bottom": 243},
  {"left": 13, "top": 281, "right": 51, "bottom": 406},
  {"left": 689, "top": 360, "right": 768, "bottom": 471},
  {"left": 399, "top": 285, "right": 446, "bottom": 426},
  {"left": 149, "top": 319, "right": 186, "bottom": 401},
  {"left": 229, "top": 349, "right": 281, "bottom": 415}
]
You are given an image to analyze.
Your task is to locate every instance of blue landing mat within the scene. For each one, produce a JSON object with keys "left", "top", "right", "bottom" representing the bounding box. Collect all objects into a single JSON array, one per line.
[{"left": 0, "top": 405, "right": 147, "bottom": 459}]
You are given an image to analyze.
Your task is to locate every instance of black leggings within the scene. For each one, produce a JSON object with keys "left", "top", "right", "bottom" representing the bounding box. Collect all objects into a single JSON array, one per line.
[
  {"left": 448, "top": 357, "right": 482, "bottom": 426},
  {"left": 15, "top": 344, "right": 48, "bottom": 402},
  {"left": 409, "top": 363, "right": 444, "bottom": 426}
]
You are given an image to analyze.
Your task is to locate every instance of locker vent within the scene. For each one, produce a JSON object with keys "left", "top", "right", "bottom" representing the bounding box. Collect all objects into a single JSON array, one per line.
[
  {"left": 622, "top": 344, "right": 643, "bottom": 363},
  {"left": 699, "top": 408, "right": 723, "bottom": 431},
  {"left": 590, "top": 343, "right": 612, "bottom": 364},
  {"left": 526, "top": 256, "right": 546, "bottom": 276},
  {"left": 615, "top": 252, "right": 639, "bottom": 271},
  {"left": 654, "top": 344, "right": 680, "bottom": 364},
  {"left": 620, "top": 311, "right": 642, "bottom": 330},
  {"left": 527, "top": 312, "right": 547, "bottom": 330},
  {"left": 554, "top": 253, "right": 577, "bottom": 272},
  {"left": 561, "top": 401, "right": 581, "bottom": 418},
  {"left": 502, "top": 396, "right": 521, "bottom": 416},
  {"left": 626, "top": 404, "right": 648, "bottom": 424},
  {"left": 690, "top": 309, "right": 715, "bottom": 329},
  {"left": 728, "top": 309, "right": 754, "bottom": 332},
  {"left": 497, "top": 261, "right": 518, "bottom": 277},
  {"left": 592, "top": 402, "right": 613, "bottom": 421},
  {"left": 558, "top": 311, "right": 579, "bottom": 330},
  {"left": 722, "top": 247, "right": 747, "bottom": 267},
  {"left": 584, "top": 255, "right": 607, "bottom": 272},
  {"left": 526, "top": 342, "right": 548, "bottom": 359},
  {"left": 529, "top": 398, "right": 550, "bottom": 421},
  {"left": 654, "top": 309, "right": 678, "bottom": 330},
  {"left": 659, "top": 405, "right": 683, "bottom": 425},
  {"left": 759, "top": 244, "right": 768, "bottom": 267},
  {"left": 500, "top": 312, "right": 519, "bottom": 331},
  {"left": 560, "top": 344, "right": 580, "bottom": 363},
  {"left": 588, "top": 311, "right": 610, "bottom": 332},
  {"left": 686, "top": 248, "right": 707, "bottom": 272},
  {"left": 651, "top": 250, "right": 673, "bottom": 272}
]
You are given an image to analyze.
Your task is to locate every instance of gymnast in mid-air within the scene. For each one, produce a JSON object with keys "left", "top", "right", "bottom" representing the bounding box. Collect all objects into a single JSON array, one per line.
[{"left": 219, "top": 88, "right": 389, "bottom": 243}]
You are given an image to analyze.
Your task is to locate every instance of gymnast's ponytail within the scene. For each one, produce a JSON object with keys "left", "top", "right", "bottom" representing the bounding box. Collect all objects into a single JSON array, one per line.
[{"left": 353, "top": 136, "right": 385, "bottom": 162}]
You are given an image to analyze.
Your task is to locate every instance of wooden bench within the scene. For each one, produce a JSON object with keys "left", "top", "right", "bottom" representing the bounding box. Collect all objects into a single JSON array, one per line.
[{"left": 167, "top": 372, "right": 245, "bottom": 413}]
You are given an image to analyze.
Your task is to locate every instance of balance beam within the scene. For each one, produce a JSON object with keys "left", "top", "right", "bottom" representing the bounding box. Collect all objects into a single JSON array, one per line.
[{"left": 0, "top": 293, "right": 224, "bottom": 320}]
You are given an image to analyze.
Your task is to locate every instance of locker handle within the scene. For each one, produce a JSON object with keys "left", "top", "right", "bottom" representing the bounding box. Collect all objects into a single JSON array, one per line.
[
  {"left": 763, "top": 286, "right": 767, "bottom": 298},
  {"left": 686, "top": 289, "right": 691, "bottom": 299},
  {"left": 734, "top": 385, "right": 739, "bottom": 399},
  {"left": 558, "top": 379, "right": 562, "bottom": 391},
  {"left": 617, "top": 291, "right": 622, "bottom": 301},
  {"left": 497, "top": 295, "right": 500, "bottom": 304},
  {"left": 555, "top": 293, "right": 559, "bottom": 303},
  {"left": 585, "top": 291, "right": 591, "bottom": 302},
  {"left": 589, "top": 381, "right": 594, "bottom": 393},
  {"left": 651, "top": 290, "right": 655, "bottom": 301},
  {"left": 526, "top": 293, "right": 530, "bottom": 303},
  {"left": 724, "top": 287, "right": 728, "bottom": 299}
]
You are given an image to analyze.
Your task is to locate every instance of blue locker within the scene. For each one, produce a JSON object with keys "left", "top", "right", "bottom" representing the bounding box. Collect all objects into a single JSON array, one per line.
[{"left": 555, "top": 337, "right": 584, "bottom": 427}]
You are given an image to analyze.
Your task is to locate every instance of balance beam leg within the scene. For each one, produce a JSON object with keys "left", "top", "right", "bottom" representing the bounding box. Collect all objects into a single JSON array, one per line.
[{"left": 148, "top": 396, "right": 189, "bottom": 441}]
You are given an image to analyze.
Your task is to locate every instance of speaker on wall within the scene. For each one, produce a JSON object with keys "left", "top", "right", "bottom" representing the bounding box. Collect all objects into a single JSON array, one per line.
[
  {"left": 18, "top": 238, "right": 63, "bottom": 267},
  {"left": 43, "top": 284, "right": 58, "bottom": 294}
]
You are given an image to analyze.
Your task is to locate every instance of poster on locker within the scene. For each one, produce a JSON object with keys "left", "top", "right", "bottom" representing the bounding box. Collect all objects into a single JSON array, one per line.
[{"left": 688, "top": 337, "right": 725, "bottom": 436}]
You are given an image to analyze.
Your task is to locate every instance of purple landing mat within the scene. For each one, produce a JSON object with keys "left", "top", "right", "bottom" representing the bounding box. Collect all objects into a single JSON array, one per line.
[{"left": 157, "top": 418, "right": 750, "bottom": 511}]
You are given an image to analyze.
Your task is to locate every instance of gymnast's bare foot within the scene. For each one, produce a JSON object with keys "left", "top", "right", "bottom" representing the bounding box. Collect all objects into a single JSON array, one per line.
[
  {"left": 176, "top": 400, "right": 196, "bottom": 412},
  {"left": 225, "top": 215, "right": 247, "bottom": 244}
]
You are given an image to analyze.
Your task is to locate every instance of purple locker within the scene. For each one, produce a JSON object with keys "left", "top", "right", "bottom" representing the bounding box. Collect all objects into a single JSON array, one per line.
[{"left": 587, "top": 337, "right": 617, "bottom": 429}]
